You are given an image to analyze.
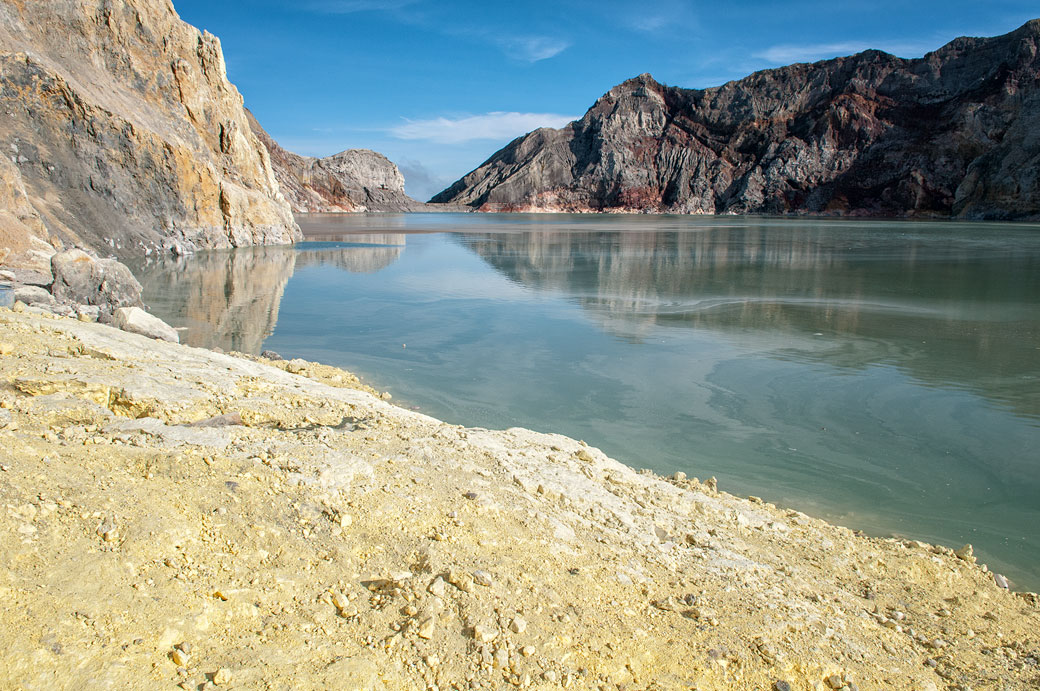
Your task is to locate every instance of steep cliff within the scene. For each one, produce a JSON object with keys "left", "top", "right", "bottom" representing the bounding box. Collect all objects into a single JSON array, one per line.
[
  {"left": 0, "top": 0, "right": 300, "bottom": 270},
  {"left": 433, "top": 20, "right": 1040, "bottom": 219},
  {"left": 245, "top": 110, "right": 427, "bottom": 213}
]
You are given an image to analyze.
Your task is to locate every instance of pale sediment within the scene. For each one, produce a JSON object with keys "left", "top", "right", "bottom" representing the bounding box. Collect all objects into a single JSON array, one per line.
[{"left": 0, "top": 309, "right": 1037, "bottom": 690}]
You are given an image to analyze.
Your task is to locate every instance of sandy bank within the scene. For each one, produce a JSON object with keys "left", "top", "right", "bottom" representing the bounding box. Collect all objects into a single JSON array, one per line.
[{"left": 0, "top": 308, "right": 1037, "bottom": 690}]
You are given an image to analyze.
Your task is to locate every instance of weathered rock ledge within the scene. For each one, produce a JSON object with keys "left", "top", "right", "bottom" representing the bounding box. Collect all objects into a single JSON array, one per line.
[{"left": 0, "top": 310, "right": 1037, "bottom": 690}]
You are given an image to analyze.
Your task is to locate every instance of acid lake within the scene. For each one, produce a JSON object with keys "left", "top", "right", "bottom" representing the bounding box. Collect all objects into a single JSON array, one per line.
[{"left": 131, "top": 213, "right": 1040, "bottom": 590}]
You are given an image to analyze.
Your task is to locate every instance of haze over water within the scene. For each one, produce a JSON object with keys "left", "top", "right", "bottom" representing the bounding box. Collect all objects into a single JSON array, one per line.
[{"left": 132, "top": 213, "right": 1040, "bottom": 590}]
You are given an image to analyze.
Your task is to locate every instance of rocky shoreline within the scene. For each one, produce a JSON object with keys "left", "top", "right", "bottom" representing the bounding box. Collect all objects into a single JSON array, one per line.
[{"left": 1, "top": 306, "right": 1037, "bottom": 690}]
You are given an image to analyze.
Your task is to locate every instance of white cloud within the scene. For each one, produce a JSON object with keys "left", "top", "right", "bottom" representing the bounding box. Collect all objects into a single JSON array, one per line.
[
  {"left": 389, "top": 112, "right": 579, "bottom": 144},
  {"left": 754, "top": 40, "right": 936, "bottom": 65},
  {"left": 496, "top": 36, "right": 571, "bottom": 62}
]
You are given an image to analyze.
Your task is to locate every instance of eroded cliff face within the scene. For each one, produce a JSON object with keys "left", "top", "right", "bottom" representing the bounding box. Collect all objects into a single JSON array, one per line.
[
  {"left": 433, "top": 20, "right": 1040, "bottom": 219},
  {"left": 245, "top": 110, "right": 426, "bottom": 213},
  {"left": 0, "top": 0, "right": 300, "bottom": 270}
]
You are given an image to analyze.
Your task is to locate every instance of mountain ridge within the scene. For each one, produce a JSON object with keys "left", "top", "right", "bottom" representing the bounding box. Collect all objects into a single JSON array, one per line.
[
  {"left": 245, "top": 109, "right": 432, "bottom": 213},
  {"left": 432, "top": 20, "right": 1040, "bottom": 219}
]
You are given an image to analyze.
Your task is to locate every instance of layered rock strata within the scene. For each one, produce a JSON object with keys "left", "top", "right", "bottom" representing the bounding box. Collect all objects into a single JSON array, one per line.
[
  {"left": 0, "top": 0, "right": 300, "bottom": 270},
  {"left": 433, "top": 20, "right": 1040, "bottom": 219},
  {"left": 246, "top": 110, "right": 429, "bottom": 213},
  {"left": 0, "top": 308, "right": 1037, "bottom": 689}
]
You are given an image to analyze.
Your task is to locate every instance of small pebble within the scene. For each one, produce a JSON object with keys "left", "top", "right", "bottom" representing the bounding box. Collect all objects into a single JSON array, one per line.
[
  {"left": 510, "top": 617, "right": 527, "bottom": 634},
  {"left": 774, "top": 682, "right": 792, "bottom": 691},
  {"left": 473, "top": 624, "right": 498, "bottom": 643},
  {"left": 472, "top": 570, "right": 493, "bottom": 587},
  {"left": 427, "top": 577, "right": 446, "bottom": 597},
  {"left": 170, "top": 649, "right": 190, "bottom": 667},
  {"left": 416, "top": 617, "right": 435, "bottom": 640},
  {"left": 213, "top": 668, "right": 232, "bottom": 686},
  {"left": 994, "top": 573, "right": 1009, "bottom": 589}
]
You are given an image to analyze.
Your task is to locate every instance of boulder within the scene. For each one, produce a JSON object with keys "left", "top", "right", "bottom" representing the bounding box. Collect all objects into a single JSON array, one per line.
[
  {"left": 50, "top": 250, "right": 143, "bottom": 315},
  {"left": 111, "top": 307, "right": 179, "bottom": 343},
  {"left": 13, "top": 285, "right": 53, "bottom": 305}
]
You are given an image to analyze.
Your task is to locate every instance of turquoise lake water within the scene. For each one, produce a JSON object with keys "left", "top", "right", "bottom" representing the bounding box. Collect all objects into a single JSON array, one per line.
[{"left": 131, "top": 213, "right": 1040, "bottom": 591}]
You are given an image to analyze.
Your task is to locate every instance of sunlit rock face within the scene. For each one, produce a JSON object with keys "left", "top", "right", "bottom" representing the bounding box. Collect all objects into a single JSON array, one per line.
[
  {"left": 0, "top": 0, "right": 300, "bottom": 266},
  {"left": 434, "top": 20, "right": 1040, "bottom": 220}
]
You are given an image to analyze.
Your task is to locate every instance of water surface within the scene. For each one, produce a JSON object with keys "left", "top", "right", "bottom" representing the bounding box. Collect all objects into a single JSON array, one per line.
[{"left": 132, "top": 213, "right": 1040, "bottom": 590}]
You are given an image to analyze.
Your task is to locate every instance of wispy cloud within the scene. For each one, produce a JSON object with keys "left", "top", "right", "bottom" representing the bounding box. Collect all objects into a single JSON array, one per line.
[
  {"left": 625, "top": 0, "right": 697, "bottom": 35},
  {"left": 754, "top": 40, "right": 936, "bottom": 65},
  {"left": 307, "top": 0, "right": 420, "bottom": 14},
  {"left": 389, "top": 112, "right": 579, "bottom": 144},
  {"left": 496, "top": 35, "right": 571, "bottom": 62}
]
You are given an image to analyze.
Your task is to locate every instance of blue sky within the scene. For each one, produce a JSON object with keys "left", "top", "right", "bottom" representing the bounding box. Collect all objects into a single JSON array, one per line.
[{"left": 172, "top": 0, "right": 1039, "bottom": 201}]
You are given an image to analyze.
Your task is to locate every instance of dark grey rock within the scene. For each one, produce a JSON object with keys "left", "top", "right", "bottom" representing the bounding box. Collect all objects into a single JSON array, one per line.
[
  {"left": 433, "top": 20, "right": 1040, "bottom": 220},
  {"left": 260, "top": 350, "right": 284, "bottom": 361}
]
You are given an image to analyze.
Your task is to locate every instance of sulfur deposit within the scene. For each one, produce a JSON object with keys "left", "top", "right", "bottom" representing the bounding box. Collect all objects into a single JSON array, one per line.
[{"left": 0, "top": 308, "right": 1037, "bottom": 690}]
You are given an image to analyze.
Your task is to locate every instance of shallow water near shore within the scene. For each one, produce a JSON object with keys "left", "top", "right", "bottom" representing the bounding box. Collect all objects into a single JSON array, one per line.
[{"left": 131, "top": 213, "right": 1040, "bottom": 590}]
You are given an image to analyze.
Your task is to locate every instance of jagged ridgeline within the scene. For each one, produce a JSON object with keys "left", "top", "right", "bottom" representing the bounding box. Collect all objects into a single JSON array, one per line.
[
  {"left": 433, "top": 20, "right": 1040, "bottom": 219},
  {"left": 245, "top": 110, "right": 429, "bottom": 214},
  {"left": 0, "top": 0, "right": 300, "bottom": 268}
]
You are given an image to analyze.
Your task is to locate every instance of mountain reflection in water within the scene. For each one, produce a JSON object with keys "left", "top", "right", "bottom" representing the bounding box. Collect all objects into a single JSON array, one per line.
[
  {"left": 131, "top": 234, "right": 405, "bottom": 350},
  {"left": 458, "top": 228, "right": 1040, "bottom": 422}
]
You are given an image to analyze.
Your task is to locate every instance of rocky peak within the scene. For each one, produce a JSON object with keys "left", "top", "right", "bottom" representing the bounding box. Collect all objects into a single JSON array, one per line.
[
  {"left": 432, "top": 19, "right": 1040, "bottom": 219},
  {"left": 244, "top": 109, "right": 428, "bottom": 213}
]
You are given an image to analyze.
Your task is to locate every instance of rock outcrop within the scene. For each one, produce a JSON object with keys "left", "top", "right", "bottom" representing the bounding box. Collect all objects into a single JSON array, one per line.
[
  {"left": 245, "top": 110, "right": 428, "bottom": 213},
  {"left": 0, "top": 0, "right": 300, "bottom": 270},
  {"left": 433, "top": 20, "right": 1040, "bottom": 219}
]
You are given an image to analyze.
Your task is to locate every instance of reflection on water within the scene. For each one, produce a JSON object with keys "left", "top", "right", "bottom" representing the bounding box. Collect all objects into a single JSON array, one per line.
[
  {"left": 131, "top": 247, "right": 296, "bottom": 352},
  {"left": 296, "top": 235, "right": 406, "bottom": 274},
  {"left": 460, "top": 228, "right": 1040, "bottom": 421},
  {"left": 132, "top": 214, "right": 1040, "bottom": 590},
  {"left": 131, "top": 234, "right": 406, "bottom": 349}
]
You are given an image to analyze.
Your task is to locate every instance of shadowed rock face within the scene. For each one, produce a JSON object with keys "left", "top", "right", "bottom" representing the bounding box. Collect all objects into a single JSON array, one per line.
[
  {"left": 0, "top": 0, "right": 300, "bottom": 268},
  {"left": 433, "top": 20, "right": 1040, "bottom": 219},
  {"left": 245, "top": 110, "right": 427, "bottom": 213}
]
